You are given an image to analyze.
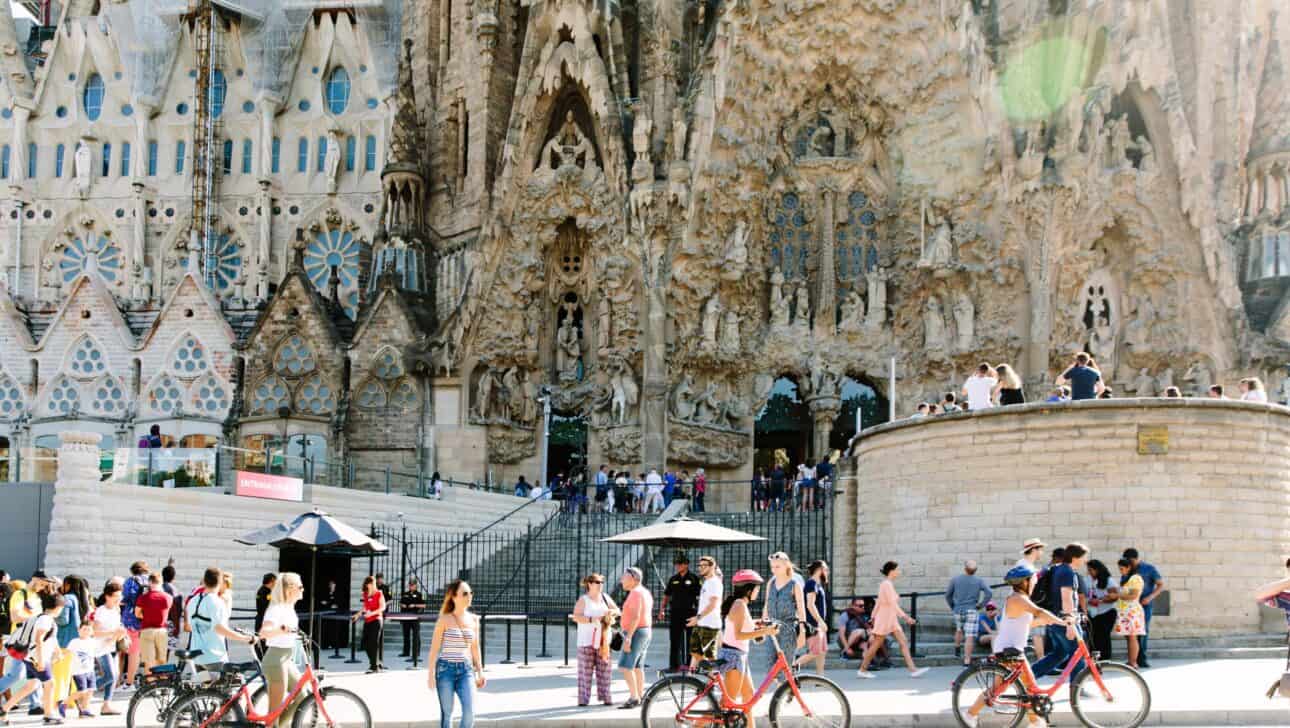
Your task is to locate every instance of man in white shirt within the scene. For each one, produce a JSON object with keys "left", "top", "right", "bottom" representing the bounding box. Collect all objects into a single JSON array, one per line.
[
  {"left": 961, "top": 363, "right": 998, "bottom": 411},
  {"left": 644, "top": 469, "right": 665, "bottom": 513},
  {"left": 686, "top": 556, "right": 723, "bottom": 669}
]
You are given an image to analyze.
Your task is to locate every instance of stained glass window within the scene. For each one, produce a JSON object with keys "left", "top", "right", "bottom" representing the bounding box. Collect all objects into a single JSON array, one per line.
[
  {"left": 209, "top": 69, "right": 227, "bottom": 119},
  {"left": 148, "top": 375, "right": 184, "bottom": 414},
  {"left": 273, "top": 336, "right": 317, "bottom": 377},
  {"left": 91, "top": 374, "right": 126, "bottom": 415},
  {"left": 769, "top": 192, "right": 810, "bottom": 279},
  {"left": 46, "top": 377, "right": 81, "bottom": 415},
  {"left": 836, "top": 190, "right": 877, "bottom": 281},
  {"left": 249, "top": 375, "right": 290, "bottom": 415},
  {"left": 0, "top": 371, "right": 25, "bottom": 419},
  {"left": 67, "top": 336, "right": 108, "bottom": 378},
  {"left": 295, "top": 374, "right": 335, "bottom": 415},
  {"left": 356, "top": 379, "right": 387, "bottom": 409},
  {"left": 59, "top": 236, "right": 124, "bottom": 284},
  {"left": 190, "top": 373, "right": 231, "bottom": 416},
  {"left": 170, "top": 335, "right": 210, "bottom": 378},
  {"left": 389, "top": 378, "right": 419, "bottom": 410},
  {"left": 372, "top": 348, "right": 403, "bottom": 380},
  {"left": 206, "top": 234, "right": 243, "bottom": 294},
  {"left": 84, "top": 74, "right": 104, "bottom": 121},
  {"left": 326, "top": 67, "right": 350, "bottom": 114},
  {"left": 304, "top": 227, "right": 363, "bottom": 318}
]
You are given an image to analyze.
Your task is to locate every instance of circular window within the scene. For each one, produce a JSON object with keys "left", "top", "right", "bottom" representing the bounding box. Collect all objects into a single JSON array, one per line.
[
  {"left": 272, "top": 206, "right": 281, "bottom": 215},
  {"left": 295, "top": 374, "right": 334, "bottom": 415},
  {"left": 55, "top": 106, "right": 67, "bottom": 118},
  {"left": 359, "top": 64, "right": 368, "bottom": 73},
  {"left": 288, "top": 205, "right": 299, "bottom": 215},
  {"left": 239, "top": 206, "right": 249, "bottom": 216},
  {"left": 177, "top": 102, "right": 189, "bottom": 115},
  {"left": 274, "top": 335, "right": 317, "bottom": 377},
  {"left": 148, "top": 208, "right": 158, "bottom": 218},
  {"left": 165, "top": 208, "right": 175, "bottom": 217},
  {"left": 366, "top": 98, "right": 378, "bottom": 110},
  {"left": 25, "top": 210, "right": 34, "bottom": 219},
  {"left": 68, "top": 338, "right": 107, "bottom": 377},
  {"left": 298, "top": 100, "right": 311, "bottom": 112},
  {"left": 242, "top": 101, "right": 255, "bottom": 114},
  {"left": 188, "top": 69, "right": 197, "bottom": 78},
  {"left": 121, "top": 104, "right": 133, "bottom": 116},
  {"left": 0, "top": 109, "right": 10, "bottom": 119},
  {"left": 67, "top": 73, "right": 76, "bottom": 81},
  {"left": 114, "top": 209, "right": 125, "bottom": 218},
  {"left": 114, "top": 71, "right": 123, "bottom": 80},
  {"left": 42, "top": 210, "right": 52, "bottom": 219},
  {"left": 363, "top": 203, "right": 374, "bottom": 213}
]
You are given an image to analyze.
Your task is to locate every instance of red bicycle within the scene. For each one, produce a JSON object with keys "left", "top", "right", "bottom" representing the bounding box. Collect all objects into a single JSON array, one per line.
[
  {"left": 640, "top": 619, "right": 850, "bottom": 727},
  {"left": 163, "top": 636, "right": 370, "bottom": 728},
  {"left": 951, "top": 632, "right": 1150, "bottom": 728}
]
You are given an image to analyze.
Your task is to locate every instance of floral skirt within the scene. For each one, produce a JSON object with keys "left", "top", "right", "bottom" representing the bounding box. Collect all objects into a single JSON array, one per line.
[{"left": 1114, "top": 603, "right": 1146, "bottom": 637}]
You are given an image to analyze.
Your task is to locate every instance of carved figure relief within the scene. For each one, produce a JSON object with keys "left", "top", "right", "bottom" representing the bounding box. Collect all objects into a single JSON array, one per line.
[
  {"left": 1131, "top": 368, "right": 1157, "bottom": 397},
  {"left": 791, "top": 282, "right": 811, "bottom": 332},
  {"left": 597, "top": 295, "right": 612, "bottom": 352},
  {"left": 670, "top": 374, "right": 696, "bottom": 421},
  {"left": 719, "top": 310, "right": 740, "bottom": 354},
  {"left": 1080, "top": 270, "right": 1118, "bottom": 375},
  {"left": 536, "top": 110, "right": 601, "bottom": 184},
  {"left": 723, "top": 220, "right": 750, "bottom": 281},
  {"left": 953, "top": 291, "right": 975, "bottom": 351},
  {"left": 919, "top": 202, "right": 954, "bottom": 268},
  {"left": 865, "top": 268, "right": 888, "bottom": 329},
  {"left": 769, "top": 269, "right": 790, "bottom": 328},
  {"left": 609, "top": 360, "right": 639, "bottom": 425},
  {"left": 702, "top": 295, "right": 722, "bottom": 349},
  {"left": 839, "top": 289, "right": 865, "bottom": 332},
  {"left": 924, "top": 295, "right": 947, "bottom": 352},
  {"left": 556, "top": 297, "right": 584, "bottom": 382}
]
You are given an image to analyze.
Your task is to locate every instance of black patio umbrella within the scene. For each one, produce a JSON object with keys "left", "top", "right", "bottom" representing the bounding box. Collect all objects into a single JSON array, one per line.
[{"left": 235, "top": 509, "right": 388, "bottom": 661}]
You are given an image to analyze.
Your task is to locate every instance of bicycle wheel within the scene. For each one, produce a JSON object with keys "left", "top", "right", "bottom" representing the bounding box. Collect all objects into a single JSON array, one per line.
[
  {"left": 640, "top": 675, "right": 719, "bottom": 728},
  {"left": 128, "top": 682, "right": 178, "bottom": 728},
  {"left": 292, "top": 687, "right": 371, "bottom": 728},
  {"left": 768, "top": 674, "right": 851, "bottom": 728},
  {"left": 1069, "top": 662, "right": 1151, "bottom": 728},
  {"left": 164, "top": 690, "right": 247, "bottom": 728},
  {"left": 951, "top": 663, "right": 1028, "bottom": 728}
]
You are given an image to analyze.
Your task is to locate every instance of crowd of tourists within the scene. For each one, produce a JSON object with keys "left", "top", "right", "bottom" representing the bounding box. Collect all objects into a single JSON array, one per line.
[{"left": 910, "top": 351, "right": 1274, "bottom": 416}]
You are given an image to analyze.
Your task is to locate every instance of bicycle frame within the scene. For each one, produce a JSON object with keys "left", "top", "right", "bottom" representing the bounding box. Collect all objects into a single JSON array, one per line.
[
  {"left": 197, "top": 645, "right": 334, "bottom": 728},
  {"left": 986, "top": 634, "right": 1111, "bottom": 707},
  {"left": 671, "top": 627, "right": 815, "bottom": 724}
]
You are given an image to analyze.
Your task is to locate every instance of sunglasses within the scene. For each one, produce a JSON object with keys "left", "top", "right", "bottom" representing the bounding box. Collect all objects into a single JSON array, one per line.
[
  {"left": 459, "top": 590, "right": 473, "bottom": 597},
  {"left": 589, "top": 580, "right": 604, "bottom": 584}
]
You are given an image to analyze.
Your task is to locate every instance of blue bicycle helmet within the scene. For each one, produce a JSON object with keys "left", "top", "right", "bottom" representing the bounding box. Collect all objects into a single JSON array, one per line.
[{"left": 1004, "top": 563, "right": 1036, "bottom": 585}]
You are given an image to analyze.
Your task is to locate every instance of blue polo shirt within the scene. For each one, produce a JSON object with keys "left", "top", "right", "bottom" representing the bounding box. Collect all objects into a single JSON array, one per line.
[
  {"left": 1135, "top": 562, "right": 1161, "bottom": 606},
  {"left": 1063, "top": 365, "right": 1101, "bottom": 400}
]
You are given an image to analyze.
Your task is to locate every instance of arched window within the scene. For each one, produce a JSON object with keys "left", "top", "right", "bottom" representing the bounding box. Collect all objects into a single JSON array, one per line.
[
  {"left": 0, "top": 145, "right": 9, "bottom": 179},
  {"left": 59, "top": 236, "right": 124, "bottom": 284},
  {"left": 325, "top": 67, "right": 350, "bottom": 114},
  {"left": 169, "top": 335, "right": 210, "bottom": 379},
  {"left": 297, "top": 137, "right": 308, "bottom": 173},
  {"left": 249, "top": 375, "right": 290, "bottom": 415},
  {"left": 148, "top": 374, "right": 184, "bottom": 415},
  {"left": 190, "top": 373, "right": 231, "bottom": 416},
  {"left": 389, "top": 378, "right": 419, "bottom": 411},
  {"left": 209, "top": 69, "right": 227, "bottom": 119},
  {"left": 372, "top": 348, "right": 404, "bottom": 380},
  {"left": 356, "top": 379, "right": 387, "bottom": 409},
  {"left": 0, "top": 371, "right": 26, "bottom": 420},
  {"left": 273, "top": 336, "right": 317, "bottom": 377},
  {"left": 45, "top": 376, "right": 82, "bottom": 415},
  {"left": 27, "top": 143, "right": 36, "bottom": 178},
  {"left": 828, "top": 376, "right": 889, "bottom": 450},
  {"left": 769, "top": 192, "right": 810, "bottom": 279},
  {"left": 55, "top": 144, "right": 65, "bottom": 178},
  {"left": 364, "top": 135, "right": 377, "bottom": 171},
  {"left": 304, "top": 226, "right": 364, "bottom": 318},
  {"left": 753, "top": 376, "right": 811, "bottom": 471},
  {"left": 345, "top": 135, "right": 356, "bottom": 171},
  {"left": 207, "top": 233, "right": 243, "bottom": 294},
  {"left": 91, "top": 374, "right": 127, "bottom": 415},
  {"left": 84, "top": 73, "right": 105, "bottom": 121},
  {"left": 294, "top": 374, "right": 335, "bottom": 415},
  {"left": 835, "top": 191, "right": 878, "bottom": 282},
  {"left": 241, "top": 138, "right": 253, "bottom": 174},
  {"left": 66, "top": 336, "right": 108, "bottom": 378}
]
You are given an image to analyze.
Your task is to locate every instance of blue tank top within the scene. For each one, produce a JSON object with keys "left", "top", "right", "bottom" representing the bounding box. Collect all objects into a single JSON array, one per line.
[{"left": 766, "top": 577, "right": 798, "bottom": 624}]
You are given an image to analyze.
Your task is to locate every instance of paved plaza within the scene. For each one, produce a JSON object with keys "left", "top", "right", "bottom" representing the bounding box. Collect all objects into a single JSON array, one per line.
[{"left": 15, "top": 652, "right": 1286, "bottom": 728}]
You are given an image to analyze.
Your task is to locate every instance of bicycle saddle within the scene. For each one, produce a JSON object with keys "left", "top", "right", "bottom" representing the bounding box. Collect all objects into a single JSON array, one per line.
[
  {"left": 696, "top": 658, "right": 730, "bottom": 673},
  {"left": 173, "top": 649, "right": 203, "bottom": 661},
  {"left": 995, "top": 648, "right": 1024, "bottom": 660},
  {"left": 150, "top": 664, "right": 179, "bottom": 675},
  {"left": 221, "top": 661, "right": 260, "bottom": 675}
]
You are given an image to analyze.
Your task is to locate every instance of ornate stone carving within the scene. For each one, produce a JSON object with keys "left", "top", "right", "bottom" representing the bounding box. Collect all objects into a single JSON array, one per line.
[
  {"left": 919, "top": 201, "right": 954, "bottom": 268},
  {"left": 839, "top": 288, "right": 864, "bottom": 332},
  {"left": 769, "top": 269, "right": 790, "bottom": 328},
  {"left": 924, "top": 295, "right": 947, "bottom": 353},
  {"left": 74, "top": 141, "right": 92, "bottom": 198},
  {"left": 722, "top": 220, "right": 750, "bottom": 281},
  {"left": 1130, "top": 368, "right": 1157, "bottom": 397},
  {"left": 536, "top": 111, "right": 601, "bottom": 185},
  {"left": 487, "top": 426, "right": 536, "bottom": 464},
  {"left": 865, "top": 267, "right": 888, "bottom": 329},
  {"left": 1183, "top": 360, "right": 1213, "bottom": 397},
  {"left": 701, "top": 295, "right": 722, "bottom": 350},
  {"left": 953, "top": 291, "right": 975, "bottom": 352},
  {"left": 608, "top": 359, "right": 639, "bottom": 425},
  {"left": 667, "top": 420, "right": 747, "bottom": 467},
  {"left": 601, "top": 425, "right": 642, "bottom": 464},
  {"left": 719, "top": 309, "right": 741, "bottom": 354}
]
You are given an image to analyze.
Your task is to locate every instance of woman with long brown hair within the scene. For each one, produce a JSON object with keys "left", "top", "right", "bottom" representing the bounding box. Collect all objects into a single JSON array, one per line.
[
  {"left": 427, "top": 580, "right": 484, "bottom": 728},
  {"left": 350, "top": 576, "right": 386, "bottom": 673}
]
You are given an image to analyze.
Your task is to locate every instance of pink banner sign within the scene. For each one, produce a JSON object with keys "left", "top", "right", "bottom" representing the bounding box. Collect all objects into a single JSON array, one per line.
[{"left": 234, "top": 471, "right": 304, "bottom": 502}]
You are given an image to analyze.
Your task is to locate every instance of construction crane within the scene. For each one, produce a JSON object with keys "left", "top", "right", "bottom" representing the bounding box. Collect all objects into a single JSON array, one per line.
[{"left": 185, "top": 0, "right": 223, "bottom": 291}]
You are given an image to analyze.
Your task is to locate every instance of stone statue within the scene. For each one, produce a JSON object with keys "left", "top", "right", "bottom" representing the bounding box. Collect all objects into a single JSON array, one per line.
[
  {"left": 325, "top": 130, "right": 342, "bottom": 190},
  {"left": 556, "top": 315, "right": 582, "bottom": 382},
  {"left": 671, "top": 374, "right": 696, "bottom": 420},
  {"left": 502, "top": 367, "right": 521, "bottom": 423},
  {"left": 721, "top": 394, "right": 750, "bottom": 430},
  {"left": 866, "top": 268, "right": 888, "bottom": 328},
  {"left": 1131, "top": 368, "right": 1157, "bottom": 397},
  {"left": 670, "top": 106, "right": 688, "bottom": 161},
  {"left": 631, "top": 114, "right": 652, "bottom": 182},
  {"left": 839, "top": 289, "right": 865, "bottom": 332},
  {"left": 719, "top": 310, "right": 740, "bottom": 353},
  {"left": 518, "top": 370, "right": 537, "bottom": 424},
  {"left": 769, "top": 269, "right": 790, "bottom": 328},
  {"left": 953, "top": 291, "right": 975, "bottom": 351},
  {"left": 722, "top": 220, "right": 750, "bottom": 281},
  {"left": 1123, "top": 295, "right": 1154, "bottom": 352},
  {"left": 540, "top": 110, "right": 598, "bottom": 182},
  {"left": 791, "top": 282, "right": 811, "bottom": 331},
  {"left": 1109, "top": 115, "right": 1131, "bottom": 168},
  {"left": 702, "top": 295, "right": 722, "bottom": 349},
  {"left": 131, "top": 263, "right": 151, "bottom": 302},
  {"left": 524, "top": 299, "right": 541, "bottom": 355},
  {"left": 920, "top": 203, "right": 953, "bottom": 267},
  {"left": 693, "top": 380, "right": 722, "bottom": 425},
  {"left": 597, "top": 296, "right": 612, "bottom": 351},
  {"left": 473, "top": 368, "right": 495, "bottom": 420},
  {"left": 1156, "top": 366, "right": 1174, "bottom": 393},
  {"left": 74, "top": 141, "right": 92, "bottom": 198},
  {"left": 1134, "top": 135, "right": 1156, "bottom": 174},
  {"left": 610, "top": 363, "right": 639, "bottom": 425},
  {"left": 924, "top": 295, "right": 947, "bottom": 351},
  {"left": 1183, "top": 361, "right": 1212, "bottom": 397}
]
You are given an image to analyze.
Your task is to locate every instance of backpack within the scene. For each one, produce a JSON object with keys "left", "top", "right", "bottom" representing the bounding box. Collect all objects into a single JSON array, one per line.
[
  {"left": 4, "top": 607, "right": 38, "bottom": 659},
  {"left": 1031, "top": 567, "right": 1055, "bottom": 611},
  {"left": 0, "top": 587, "right": 11, "bottom": 636}
]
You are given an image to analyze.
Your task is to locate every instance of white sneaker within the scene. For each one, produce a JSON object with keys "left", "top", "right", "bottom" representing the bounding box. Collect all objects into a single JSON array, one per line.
[
  {"left": 910, "top": 667, "right": 930, "bottom": 678},
  {"left": 960, "top": 711, "right": 979, "bottom": 728},
  {"left": 856, "top": 670, "right": 875, "bottom": 679}
]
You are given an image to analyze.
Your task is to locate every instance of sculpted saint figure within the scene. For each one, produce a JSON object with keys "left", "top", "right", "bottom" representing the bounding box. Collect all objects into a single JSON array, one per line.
[
  {"left": 924, "top": 296, "right": 947, "bottom": 351},
  {"left": 866, "top": 268, "right": 888, "bottom": 328},
  {"left": 702, "top": 295, "right": 722, "bottom": 348},
  {"left": 74, "top": 141, "right": 92, "bottom": 197},
  {"left": 541, "top": 111, "right": 596, "bottom": 178},
  {"left": 769, "top": 269, "right": 790, "bottom": 328},
  {"left": 557, "top": 316, "right": 581, "bottom": 380},
  {"left": 671, "top": 374, "right": 696, "bottom": 421},
  {"left": 1131, "top": 368, "right": 1157, "bottom": 397},
  {"left": 839, "top": 289, "right": 864, "bottom": 332}
]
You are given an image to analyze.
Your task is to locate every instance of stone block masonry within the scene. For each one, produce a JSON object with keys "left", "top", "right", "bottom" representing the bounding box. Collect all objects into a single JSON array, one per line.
[
  {"left": 43, "top": 432, "right": 556, "bottom": 615},
  {"left": 840, "top": 398, "right": 1290, "bottom": 638}
]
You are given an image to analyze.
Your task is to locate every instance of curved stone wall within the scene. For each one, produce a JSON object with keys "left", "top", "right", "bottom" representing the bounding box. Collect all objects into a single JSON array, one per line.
[{"left": 845, "top": 399, "right": 1290, "bottom": 636}]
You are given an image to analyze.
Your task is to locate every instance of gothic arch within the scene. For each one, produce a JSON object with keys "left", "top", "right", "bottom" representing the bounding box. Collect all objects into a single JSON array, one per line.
[
  {"left": 61, "top": 333, "right": 110, "bottom": 379},
  {"left": 162, "top": 331, "right": 213, "bottom": 381},
  {"left": 0, "top": 368, "right": 28, "bottom": 421},
  {"left": 39, "top": 374, "right": 83, "bottom": 418},
  {"left": 87, "top": 373, "right": 129, "bottom": 418}
]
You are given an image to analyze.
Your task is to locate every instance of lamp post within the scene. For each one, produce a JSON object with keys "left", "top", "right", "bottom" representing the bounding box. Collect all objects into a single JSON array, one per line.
[{"left": 537, "top": 389, "right": 552, "bottom": 497}]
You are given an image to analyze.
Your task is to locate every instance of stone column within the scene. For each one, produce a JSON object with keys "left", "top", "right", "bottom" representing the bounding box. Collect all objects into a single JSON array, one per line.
[
  {"left": 1266, "top": 172, "right": 1280, "bottom": 215},
  {"left": 815, "top": 188, "right": 837, "bottom": 336},
  {"left": 43, "top": 432, "right": 106, "bottom": 581},
  {"left": 642, "top": 257, "right": 668, "bottom": 468},
  {"left": 257, "top": 97, "right": 279, "bottom": 179},
  {"left": 1246, "top": 173, "right": 1262, "bottom": 219},
  {"left": 131, "top": 182, "right": 147, "bottom": 300},
  {"left": 11, "top": 106, "right": 29, "bottom": 185},
  {"left": 133, "top": 111, "right": 149, "bottom": 179},
  {"left": 255, "top": 181, "right": 272, "bottom": 299},
  {"left": 808, "top": 396, "right": 839, "bottom": 462}
]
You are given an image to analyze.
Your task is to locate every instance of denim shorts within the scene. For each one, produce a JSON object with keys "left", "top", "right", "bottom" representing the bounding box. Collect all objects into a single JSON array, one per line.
[
  {"left": 73, "top": 673, "right": 96, "bottom": 692},
  {"left": 24, "top": 660, "right": 52, "bottom": 682},
  {"left": 617, "top": 628, "right": 651, "bottom": 669},
  {"left": 715, "top": 646, "right": 747, "bottom": 675}
]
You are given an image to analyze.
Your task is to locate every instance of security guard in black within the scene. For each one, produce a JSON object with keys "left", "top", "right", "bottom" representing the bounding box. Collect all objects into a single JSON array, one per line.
[
  {"left": 399, "top": 579, "right": 426, "bottom": 658},
  {"left": 660, "top": 555, "right": 701, "bottom": 671}
]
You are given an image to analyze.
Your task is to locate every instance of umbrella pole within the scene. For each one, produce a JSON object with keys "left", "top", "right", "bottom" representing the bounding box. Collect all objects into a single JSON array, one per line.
[{"left": 310, "top": 546, "right": 319, "bottom": 669}]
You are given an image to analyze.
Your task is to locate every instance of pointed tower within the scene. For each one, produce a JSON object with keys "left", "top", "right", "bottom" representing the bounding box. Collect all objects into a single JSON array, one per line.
[{"left": 369, "top": 38, "right": 431, "bottom": 297}]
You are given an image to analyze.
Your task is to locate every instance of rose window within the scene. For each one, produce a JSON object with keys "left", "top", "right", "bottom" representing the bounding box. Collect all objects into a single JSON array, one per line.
[
  {"left": 91, "top": 375, "right": 126, "bottom": 415},
  {"left": 207, "top": 234, "right": 244, "bottom": 294},
  {"left": 295, "top": 375, "right": 335, "bottom": 415},
  {"left": 149, "top": 375, "right": 184, "bottom": 414},
  {"left": 59, "top": 236, "right": 124, "bottom": 284},
  {"left": 170, "top": 336, "right": 210, "bottom": 378},
  {"left": 191, "top": 374, "right": 231, "bottom": 416},
  {"left": 372, "top": 348, "right": 403, "bottom": 380},
  {"left": 249, "top": 376, "right": 290, "bottom": 415},
  {"left": 356, "top": 379, "right": 387, "bottom": 409},
  {"left": 273, "top": 336, "right": 317, "bottom": 377},
  {"left": 304, "top": 228, "right": 363, "bottom": 318},
  {"left": 46, "top": 377, "right": 81, "bottom": 415}
]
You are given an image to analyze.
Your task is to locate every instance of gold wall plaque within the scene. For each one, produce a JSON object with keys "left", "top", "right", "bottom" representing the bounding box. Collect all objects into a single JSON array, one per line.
[{"left": 1137, "top": 425, "right": 1169, "bottom": 455}]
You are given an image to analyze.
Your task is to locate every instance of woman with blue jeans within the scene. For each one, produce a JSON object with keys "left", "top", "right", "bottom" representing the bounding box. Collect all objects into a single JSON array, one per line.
[
  {"left": 89, "top": 583, "right": 127, "bottom": 715},
  {"left": 427, "top": 580, "right": 484, "bottom": 728}
]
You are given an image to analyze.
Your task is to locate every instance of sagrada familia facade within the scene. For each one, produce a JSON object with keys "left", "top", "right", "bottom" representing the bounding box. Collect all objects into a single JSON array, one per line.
[{"left": 0, "top": 0, "right": 1287, "bottom": 494}]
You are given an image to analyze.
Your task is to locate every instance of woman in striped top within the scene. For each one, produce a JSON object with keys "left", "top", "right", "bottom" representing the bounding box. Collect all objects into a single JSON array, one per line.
[{"left": 427, "top": 580, "right": 484, "bottom": 728}]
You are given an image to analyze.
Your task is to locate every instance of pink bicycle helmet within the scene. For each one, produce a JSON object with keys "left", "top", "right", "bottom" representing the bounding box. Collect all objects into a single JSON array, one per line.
[{"left": 732, "top": 569, "right": 764, "bottom": 585}]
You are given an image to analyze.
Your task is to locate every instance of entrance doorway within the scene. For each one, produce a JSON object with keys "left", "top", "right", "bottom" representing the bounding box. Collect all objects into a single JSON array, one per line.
[
  {"left": 754, "top": 376, "right": 811, "bottom": 473},
  {"left": 547, "top": 411, "right": 588, "bottom": 487},
  {"left": 828, "top": 376, "right": 889, "bottom": 450},
  {"left": 277, "top": 550, "right": 352, "bottom": 648}
]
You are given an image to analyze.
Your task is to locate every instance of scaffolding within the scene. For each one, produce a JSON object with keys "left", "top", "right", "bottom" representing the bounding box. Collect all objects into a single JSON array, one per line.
[{"left": 186, "top": 0, "right": 224, "bottom": 290}]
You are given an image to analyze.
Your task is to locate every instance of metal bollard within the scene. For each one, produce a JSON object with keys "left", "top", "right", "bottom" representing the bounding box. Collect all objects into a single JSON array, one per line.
[
  {"left": 563, "top": 615, "right": 570, "bottom": 667},
  {"left": 538, "top": 614, "right": 551, "bottom": 658},
  {"left": 910, "top": 592, "right": 920, "bottom": 657},
  {"left": 501, "top": 619, "right": 515, "bottom": 664},
  {"left": 522, "top": 615, "right": 530, "bottom": 667},
  {"left": 346, "top": 618, "right": 360, "bottom": 664}
]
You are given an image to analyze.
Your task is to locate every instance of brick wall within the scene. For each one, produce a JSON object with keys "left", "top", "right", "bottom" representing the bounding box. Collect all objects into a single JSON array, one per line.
[{"left": 842, "top": 398, "right": 1290, "bottom": 637}]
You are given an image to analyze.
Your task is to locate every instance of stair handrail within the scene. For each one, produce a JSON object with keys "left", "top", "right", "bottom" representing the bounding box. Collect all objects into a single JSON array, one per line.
[{"left": 475, "top": 506, "right": 563, "bottom": 614}]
